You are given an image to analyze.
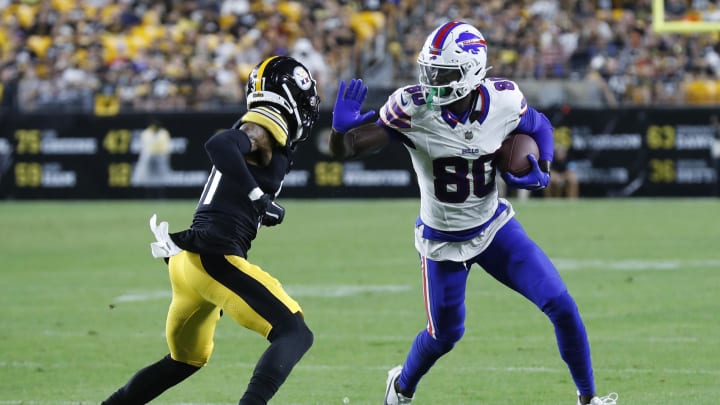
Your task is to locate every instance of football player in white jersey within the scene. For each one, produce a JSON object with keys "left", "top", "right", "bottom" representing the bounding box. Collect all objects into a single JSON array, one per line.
[{"left": 329, "top": 21, "right": 618, "bottom": 405}]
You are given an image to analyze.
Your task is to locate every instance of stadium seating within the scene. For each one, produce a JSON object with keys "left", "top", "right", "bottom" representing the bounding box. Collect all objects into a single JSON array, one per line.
[{"left": 0, "top": 0, "right": 718, "bottom": 112}]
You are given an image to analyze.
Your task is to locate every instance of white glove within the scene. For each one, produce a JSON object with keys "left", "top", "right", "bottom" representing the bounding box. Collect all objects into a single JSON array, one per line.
[{"left": 149, "top": 214, "right": 181, "bottom": 258}]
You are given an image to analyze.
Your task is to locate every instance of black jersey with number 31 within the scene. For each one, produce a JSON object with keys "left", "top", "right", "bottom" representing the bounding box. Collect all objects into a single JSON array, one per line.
[{"left": 171, "top": 147, "right": 292, "bottom": 258}]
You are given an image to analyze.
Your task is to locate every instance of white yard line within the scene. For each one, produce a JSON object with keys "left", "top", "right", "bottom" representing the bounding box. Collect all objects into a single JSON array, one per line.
[
  {"left": 114, "top": 290, "right": 171, "bottom": 302},
  {"left": 553, "top": 258, "right": 720, "bottom": 271},
  {"left": 1, "top": 363, "right": 716, "bottom": 405},
  {"left": 112, "top": 258, "right": 719, "bottom": 303},
  {"left": 113, "top": 284, "right": 412, "bottom": 303},
  {"left": 0, "top": 399, "right": 233, "bottom": 405},
  {"left": 285, "top": 284, "right": 411, "bottom": 297},
  {"left": 22, "top": 331, "right": 720, "bottom": 345},
  {"left": 3, "top": 360, "right": 718, "bottom": 376}
]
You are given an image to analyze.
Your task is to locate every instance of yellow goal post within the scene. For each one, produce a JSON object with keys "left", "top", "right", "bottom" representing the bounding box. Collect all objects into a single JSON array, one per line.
[{"left": 652, "top": 0, "right": 720, "bottom": 33}]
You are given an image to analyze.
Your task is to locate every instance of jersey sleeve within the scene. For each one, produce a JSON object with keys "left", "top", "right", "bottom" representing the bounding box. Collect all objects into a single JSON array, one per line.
[
  {"left": 377, "top": 86, "right": 421, "bottom": 131},
  {"left": 241, "top": 105, "right": 290, "bottom": 146},
  {"left": 488, "top": 78, "right": 554, "bottom": 163},
  {"left": 514, "top": 106, "right": 554, "bottom": 163},
  {"left": 485, "top": 78, "right": 528, "bottom": 122},
  {"left": 204, "top": 129, "right": 260, "bottom": 194}
]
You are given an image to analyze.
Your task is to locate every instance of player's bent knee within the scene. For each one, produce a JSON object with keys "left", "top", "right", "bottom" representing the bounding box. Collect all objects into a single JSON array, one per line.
[
  {"left": 289, "top": 319, "right": 314, "bottom": 352},
  {"left": 433, "top": 326, "right": 465, "bottom": 353},
  {"left": 268, "top": 312, "right": 314, "bottom": 351},
  {"left": 542, "top": 291, "right": 581, "bottom": 325},
  {"left": 167, "top": 354, "right": 203, "bottom": 372},
  {"left": 170, "top": 351, "right": 211, "bottom": 368},
  {"left": 168, "top": 340, "right": 214, "bottom": 367},
  {"left": 433, "top": 338, "right": 457, "bottom": 354}
]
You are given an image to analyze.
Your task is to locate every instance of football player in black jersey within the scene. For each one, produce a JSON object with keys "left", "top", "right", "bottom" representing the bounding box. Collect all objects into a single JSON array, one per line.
[{"left": 102, "top": 56, "right": 320, "bottom": 405}]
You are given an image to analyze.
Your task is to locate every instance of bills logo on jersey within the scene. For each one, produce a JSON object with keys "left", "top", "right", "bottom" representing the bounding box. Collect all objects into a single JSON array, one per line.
[{"left": 456, "top": 32, "right": 486, "bottom": 54}]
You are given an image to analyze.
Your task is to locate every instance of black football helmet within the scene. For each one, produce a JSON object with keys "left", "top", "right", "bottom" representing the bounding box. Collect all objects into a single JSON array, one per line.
[{"left": 246, "top": 56, "right": 321, "bottom": 145}]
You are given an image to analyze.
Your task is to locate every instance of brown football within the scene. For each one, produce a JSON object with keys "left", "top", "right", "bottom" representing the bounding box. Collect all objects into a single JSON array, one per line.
[{"left": 494, "top": 134, "right": 539, "bottom": 176}]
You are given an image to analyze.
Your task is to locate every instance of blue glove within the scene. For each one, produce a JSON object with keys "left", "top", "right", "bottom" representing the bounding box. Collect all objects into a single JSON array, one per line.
[
  {"left": 332, "top": 79, "right": 376, "bottom": 133},
  {"left": 502, "top": 154, "right": 550, "bottom": 190}
]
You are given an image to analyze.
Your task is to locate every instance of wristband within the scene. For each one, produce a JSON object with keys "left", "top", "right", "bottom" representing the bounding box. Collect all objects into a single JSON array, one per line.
[
  {"left": 248, "top": 187, "right": 264, "bottom": 201},
  {"left": 539, "top": 159, "right": 551, "bottom": 173}
]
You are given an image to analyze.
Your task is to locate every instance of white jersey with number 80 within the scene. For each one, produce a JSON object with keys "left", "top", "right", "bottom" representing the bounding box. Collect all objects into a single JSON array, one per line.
[{"left": 378, "top": 79, "right": 528, "bottom": 232}]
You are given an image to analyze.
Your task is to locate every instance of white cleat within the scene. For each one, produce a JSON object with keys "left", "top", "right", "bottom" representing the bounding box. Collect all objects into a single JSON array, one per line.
[
  {"left": 384, "top": 365, "right": 414, "bottom": 405},
  {"left": 577, "top": 391, "right": 619, "bottom": 405}
]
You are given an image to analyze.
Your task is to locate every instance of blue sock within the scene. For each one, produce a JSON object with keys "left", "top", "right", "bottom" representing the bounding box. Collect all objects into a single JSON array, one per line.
[
  {"left": 398, "top": 329, "right": 454, "bottom": 395},
  {"left": 544, "top": 291, "right": 595, "bottom": 395}
]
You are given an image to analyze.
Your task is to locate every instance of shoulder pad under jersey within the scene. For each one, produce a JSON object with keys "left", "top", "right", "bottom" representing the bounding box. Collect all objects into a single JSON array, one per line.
[
  {"left": 378, "top": 84, "right": 427, "bottom": 131},
  {"left": 482, "top": 77, "right": 528, "bottom": 118}
]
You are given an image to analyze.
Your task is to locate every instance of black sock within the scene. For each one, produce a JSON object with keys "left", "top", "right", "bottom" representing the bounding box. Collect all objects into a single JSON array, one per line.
[
  {"left": 395, "top": 380, "right": 413, "bottom": 398},
  {"left": 579, "top": 394, "right": 595, "bottom": 405},
  {"left": 239, "top": 313, "right": 313, "bottom": 405},
  {"left": 102, "top": 354, "right": 200, "bottom": 404}
]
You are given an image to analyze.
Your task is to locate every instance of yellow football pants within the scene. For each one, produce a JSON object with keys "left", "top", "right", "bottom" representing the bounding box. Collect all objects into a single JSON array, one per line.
[{"left": 165, "top": 251, "right": 302, "bottom": 367}]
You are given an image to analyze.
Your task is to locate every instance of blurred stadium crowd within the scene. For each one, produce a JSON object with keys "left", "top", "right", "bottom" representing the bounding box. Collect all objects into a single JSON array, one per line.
[{"left": 1, "top": 0, "right": 719, "bottom": 114}]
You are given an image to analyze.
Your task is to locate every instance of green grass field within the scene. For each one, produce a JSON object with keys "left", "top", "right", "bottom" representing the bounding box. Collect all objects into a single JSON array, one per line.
[{"left": 1, "top": 198, "right": 719, "bottom": 404}]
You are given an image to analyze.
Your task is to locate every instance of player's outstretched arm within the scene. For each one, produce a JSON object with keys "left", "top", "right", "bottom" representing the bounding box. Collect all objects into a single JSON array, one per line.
[{"left": 329, "top": 79, "right": 389, "bottom": 159}]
